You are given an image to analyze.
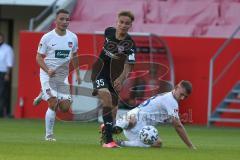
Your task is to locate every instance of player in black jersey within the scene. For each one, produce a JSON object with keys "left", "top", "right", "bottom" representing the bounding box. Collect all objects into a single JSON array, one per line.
[{"left": 91, "top": 11, "right": 136, "bottom": 148}]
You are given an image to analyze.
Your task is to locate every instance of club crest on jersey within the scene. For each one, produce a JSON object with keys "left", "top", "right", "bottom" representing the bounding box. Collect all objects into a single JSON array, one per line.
[{"left": 68, "top": 42, "right": 73, "bottom": 48}]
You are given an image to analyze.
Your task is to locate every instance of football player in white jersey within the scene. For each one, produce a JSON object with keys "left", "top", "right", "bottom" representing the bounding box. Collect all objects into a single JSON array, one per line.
[
  {"left": 112, "top": 80, "right": 196, "bottom": 149},
  {"left": 36, "top": 9, "right": 81, "bottom": 141}
]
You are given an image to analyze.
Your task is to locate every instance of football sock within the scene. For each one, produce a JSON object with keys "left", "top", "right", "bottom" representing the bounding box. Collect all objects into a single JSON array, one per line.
[
  {"left": 45, "top": 107, "right": 56, "bottom": 137},
  {"left": 102, "top": 107, "right": 113, "bottom": 143}
]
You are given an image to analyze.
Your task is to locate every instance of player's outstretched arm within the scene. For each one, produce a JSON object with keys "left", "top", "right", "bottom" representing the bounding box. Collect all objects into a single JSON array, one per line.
[{"left": 172, "top": 117, "right": 196, "bottom": 150}]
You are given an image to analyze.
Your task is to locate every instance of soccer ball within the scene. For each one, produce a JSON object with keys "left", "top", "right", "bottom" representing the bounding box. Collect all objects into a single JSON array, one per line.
[{"left": 139, "top": 125, "right": 159, "bottom": 145}]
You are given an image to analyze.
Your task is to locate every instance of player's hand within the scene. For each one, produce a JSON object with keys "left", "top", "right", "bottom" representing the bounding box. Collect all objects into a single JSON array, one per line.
[
  {"left": 114, "top": 78, "right": 123, "bottom": 91},
  {"left": 47, "top": 69, "right": 55, "bottom": 77},
  {"left": 151, "top": 139, "right": 162, "bottom": 148}
]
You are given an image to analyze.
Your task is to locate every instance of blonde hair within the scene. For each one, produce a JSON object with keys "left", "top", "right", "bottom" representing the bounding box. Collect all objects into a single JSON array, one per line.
[{"left": 118, "top": 11, "right": 135, "bottom": 22}]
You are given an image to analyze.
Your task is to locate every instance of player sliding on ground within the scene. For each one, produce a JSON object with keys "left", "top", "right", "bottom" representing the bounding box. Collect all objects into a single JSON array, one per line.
[{"left": 101, "top": 80, "right": 196, "bottom": 149}]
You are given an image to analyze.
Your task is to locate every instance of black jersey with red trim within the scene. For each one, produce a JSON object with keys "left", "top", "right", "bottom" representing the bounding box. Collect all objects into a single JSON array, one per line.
[{"left": 92, "top": 27, "right": 136, "bottom": 81}]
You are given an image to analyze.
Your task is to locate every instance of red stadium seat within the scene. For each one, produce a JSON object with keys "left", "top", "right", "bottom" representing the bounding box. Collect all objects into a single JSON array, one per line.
[
  {"left": 218, "top": 2, "right": 240, "bottom": 26},
  {"left": 68, "top": 21, "right": 108, "bottom": 33},
  {"left": 145, "top": 0, "right": 219, "bottom": 26},
  {"left": 69, "top": 0, "right": 240, "bottom": 37},
  {"left": 71, "top": 0, "right": 144, "bottom": 25},
  {"left": 139, "top": 23, "right": 197, "bottom": 37}
]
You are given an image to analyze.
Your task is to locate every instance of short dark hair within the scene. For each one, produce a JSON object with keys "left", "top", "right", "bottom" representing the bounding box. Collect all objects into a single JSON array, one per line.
[
  {"left": 179, "top": 80, "right": 192, "bottom": 95},
  {"left": 118, "top": 11, "right": 135, "bottom": 22},
  {"left": 56, "top": 9, "right": 69, "bottom": 16}
]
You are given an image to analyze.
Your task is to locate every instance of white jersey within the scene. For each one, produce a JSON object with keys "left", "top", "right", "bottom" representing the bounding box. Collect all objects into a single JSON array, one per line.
[
  {"left": 116, "top": 91, "right": 179, "bottom": 146},
  {"left": 136, "top": 92, "right": 179, "bottom": 125},
  {"left": 37, "top": 29, "right": 78, "bottom": 78}
]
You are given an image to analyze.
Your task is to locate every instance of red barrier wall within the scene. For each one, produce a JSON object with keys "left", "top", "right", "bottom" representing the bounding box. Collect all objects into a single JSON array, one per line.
[
  {"left": 164, "top": 37, "right": 240, "bottom": 125},
  {"left": 15, "top": 31, "right": 240, "bottom": 125}
]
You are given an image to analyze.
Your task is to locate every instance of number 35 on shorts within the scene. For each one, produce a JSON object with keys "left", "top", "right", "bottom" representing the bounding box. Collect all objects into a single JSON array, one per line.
[{"left": 96, "top": 79, "right": 105, "bottom": 88}]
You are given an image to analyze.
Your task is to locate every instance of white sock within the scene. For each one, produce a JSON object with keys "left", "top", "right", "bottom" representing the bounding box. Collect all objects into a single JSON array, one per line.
[{"left": 45, "top": 108, "right": 56, "bottom": 137}]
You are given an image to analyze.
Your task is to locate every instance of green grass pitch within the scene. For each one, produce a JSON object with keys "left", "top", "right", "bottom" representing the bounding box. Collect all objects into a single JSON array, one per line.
[{"left": 0, "top": 119, "right": 240, "bottom": 160}]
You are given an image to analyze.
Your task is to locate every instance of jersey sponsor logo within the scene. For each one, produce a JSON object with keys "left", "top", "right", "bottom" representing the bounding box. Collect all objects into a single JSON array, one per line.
[
  {"left": 68, "top": 42, "right": 73, "bottom": 48},
  {"left": 103, "top": 48, "right": 119, "bottom": 59},
  {"left": 55, "top": 50, "right": 70, "bottom": 58}
]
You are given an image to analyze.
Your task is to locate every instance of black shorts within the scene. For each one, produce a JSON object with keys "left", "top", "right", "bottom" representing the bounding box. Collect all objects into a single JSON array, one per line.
[{"left": 92, "top": 75, "right": 119, "bottom": 106}]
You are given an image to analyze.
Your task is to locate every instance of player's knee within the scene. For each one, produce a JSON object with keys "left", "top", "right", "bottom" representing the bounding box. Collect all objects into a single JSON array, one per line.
[
  {"left": 47, "top": 97, "right": 58, "bottom": 110},
  {"left": 58, "top": 100, "right": 71, "bottom": 112}
]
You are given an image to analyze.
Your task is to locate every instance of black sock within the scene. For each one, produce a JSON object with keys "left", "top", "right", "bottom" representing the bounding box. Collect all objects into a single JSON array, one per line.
[{"left": 102, "top": 107, "right": 113, "bottom": 143}]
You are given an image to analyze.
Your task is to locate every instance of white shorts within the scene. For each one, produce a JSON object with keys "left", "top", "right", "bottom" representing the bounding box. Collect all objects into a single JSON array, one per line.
[
  {"left": 116, "top": 108, "right": 150, "bottom": 147},
  {"left": 40, "top": 74, "right": 72, "bottom": 101}
]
